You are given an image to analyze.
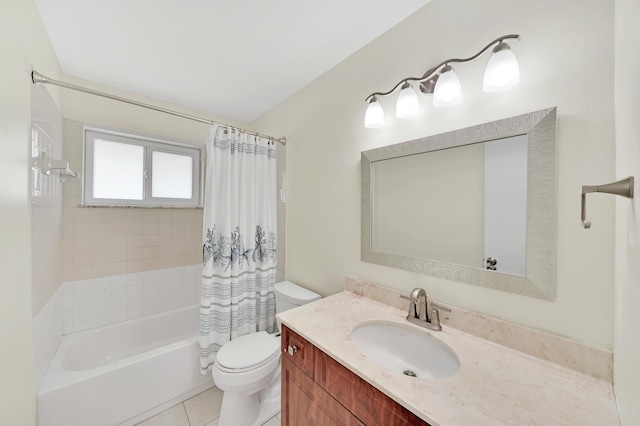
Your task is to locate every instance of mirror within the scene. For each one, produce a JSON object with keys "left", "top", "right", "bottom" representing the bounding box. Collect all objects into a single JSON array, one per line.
[{"left": 361, "top": 108, "right": 557, "bottom": 300}]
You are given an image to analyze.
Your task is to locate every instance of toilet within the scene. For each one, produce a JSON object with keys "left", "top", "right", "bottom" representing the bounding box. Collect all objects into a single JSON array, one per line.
[{"left": 212, "top": 281, "right": 321, "bottom": 426}]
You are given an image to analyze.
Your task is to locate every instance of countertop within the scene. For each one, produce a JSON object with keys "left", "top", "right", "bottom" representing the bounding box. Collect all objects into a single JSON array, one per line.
[{"left": 277, "top": 290, "right": 620, "bottom": 426}]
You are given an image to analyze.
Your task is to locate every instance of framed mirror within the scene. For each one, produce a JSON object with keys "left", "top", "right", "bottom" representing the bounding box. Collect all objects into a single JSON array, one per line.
[{"left": 361, "top": 108, "right": 557, "bottom": 300}]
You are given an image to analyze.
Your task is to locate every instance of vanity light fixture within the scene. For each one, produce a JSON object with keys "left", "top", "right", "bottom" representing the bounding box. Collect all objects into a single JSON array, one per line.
[
  {"left": 363, "top": 34, "right": 520, "bottom": 128},
  {"left": 396, "top": 82, "right": 420, "bottom": 118},
  {"left": 364, "top": 96, "right": 385, "bottom": 128},
  {"left": 432, "top": 65, "right": 462, "bottom": 107},
  {"left": 483, "top": 41, "right": 520, "bottom": 92}
]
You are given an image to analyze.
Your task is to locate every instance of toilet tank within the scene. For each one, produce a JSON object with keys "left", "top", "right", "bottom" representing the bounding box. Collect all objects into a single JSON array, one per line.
[{"left": 274, "top": 281, "right": 321, "bottom": 330}]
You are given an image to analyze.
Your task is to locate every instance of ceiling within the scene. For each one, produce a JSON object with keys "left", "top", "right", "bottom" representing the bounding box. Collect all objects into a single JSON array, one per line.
[{"left": 34, "top": 0, "right": 431, "bottom": 123}]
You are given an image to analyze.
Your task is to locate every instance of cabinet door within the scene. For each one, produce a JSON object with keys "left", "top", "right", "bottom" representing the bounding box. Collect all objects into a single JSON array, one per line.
[
  {"left": 281, "top": 356, "right": 364, "bottom": 426},
  {"left": 315, "top": 348, "right": 429, "bottom": 426}
]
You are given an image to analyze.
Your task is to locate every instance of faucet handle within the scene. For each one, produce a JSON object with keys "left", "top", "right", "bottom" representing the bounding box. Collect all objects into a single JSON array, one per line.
[
  {"left": 400, "top": 294, "right": 418, "bottom": 319},
  {"left": 427, "top": 303, "right": 451, "bottom": 331},
  {"left": 430, "top": 303, "right": 451, "bottom": 313}
]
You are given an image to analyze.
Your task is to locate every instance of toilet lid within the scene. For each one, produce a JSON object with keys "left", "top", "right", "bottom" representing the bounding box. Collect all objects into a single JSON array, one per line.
[
  {"left": 216, "top": 331, "right": 280, "bottom": 372},
  {"left": 275, "top": 281, "right": 321, "bottom": 305}
]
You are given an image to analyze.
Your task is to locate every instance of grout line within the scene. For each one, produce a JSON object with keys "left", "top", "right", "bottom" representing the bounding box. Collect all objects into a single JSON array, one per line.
[{"left": 179, "top": 403, "right": 191, "bottom": 426}]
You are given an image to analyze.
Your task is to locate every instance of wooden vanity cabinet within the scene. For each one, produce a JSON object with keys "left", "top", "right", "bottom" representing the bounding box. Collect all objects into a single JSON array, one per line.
[
  {"left": 281, "top": 350, "right": 364, "bottom": 426},
  {"left": 281, "top": 325, "right": 429, "bottom": 426}
]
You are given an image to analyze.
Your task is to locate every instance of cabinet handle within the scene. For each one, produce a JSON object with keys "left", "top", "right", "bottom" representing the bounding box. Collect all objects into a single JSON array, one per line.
[{"left": 287, "top": 345, "right": 298, "bottom": 356}]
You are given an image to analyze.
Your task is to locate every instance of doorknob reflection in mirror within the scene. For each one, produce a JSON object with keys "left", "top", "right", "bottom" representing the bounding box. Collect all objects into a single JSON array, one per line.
[{"left": 486, "top": 257, "right": 497, "bottom": 270}]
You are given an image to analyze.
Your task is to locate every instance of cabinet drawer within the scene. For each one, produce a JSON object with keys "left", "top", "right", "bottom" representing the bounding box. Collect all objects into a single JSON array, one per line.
[
  {"left": 281, "top": 325, "right": 315, "bottom": 378},
  {"left": 314, "top": 348, "right": 430, "bottom": 426}
]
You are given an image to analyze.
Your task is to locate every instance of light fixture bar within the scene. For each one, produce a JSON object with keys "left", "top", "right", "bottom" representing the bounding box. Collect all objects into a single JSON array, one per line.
[{"left": 364, "top": 34, "right": 520, "bottom": 102}]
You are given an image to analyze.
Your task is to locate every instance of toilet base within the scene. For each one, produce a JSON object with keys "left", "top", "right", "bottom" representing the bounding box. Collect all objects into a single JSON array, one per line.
[
  {"left": 217, "top": 369, "right": 281, "bottom": 426},
  {"left": 254, "top": 374, "right": 281, "bottom": 425}
]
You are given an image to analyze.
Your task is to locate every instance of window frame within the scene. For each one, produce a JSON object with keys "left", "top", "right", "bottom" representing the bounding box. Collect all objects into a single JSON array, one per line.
[{"left": 83, "top": 126, "right": 203, "bottom": 208}]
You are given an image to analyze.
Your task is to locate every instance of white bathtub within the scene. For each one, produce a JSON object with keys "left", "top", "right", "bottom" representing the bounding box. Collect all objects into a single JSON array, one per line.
[{"left": 37, "top": 305, "right": 213, "bottom": 426}]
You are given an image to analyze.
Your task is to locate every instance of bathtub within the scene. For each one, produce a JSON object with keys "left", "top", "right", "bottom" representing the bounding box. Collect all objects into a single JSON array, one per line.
[{"left": 37, "top": 305, "right": 213, "bottom": 426}]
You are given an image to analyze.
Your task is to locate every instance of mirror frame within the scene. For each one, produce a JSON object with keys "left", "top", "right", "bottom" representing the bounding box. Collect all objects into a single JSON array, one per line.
[{"left": 361, "top": 107, "right": 557, "bottom": 300}]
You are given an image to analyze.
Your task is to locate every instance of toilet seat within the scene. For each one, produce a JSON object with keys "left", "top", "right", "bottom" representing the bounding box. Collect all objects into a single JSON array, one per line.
[{"left": 216, "top": 331, "right": 280, "bottom": 373}]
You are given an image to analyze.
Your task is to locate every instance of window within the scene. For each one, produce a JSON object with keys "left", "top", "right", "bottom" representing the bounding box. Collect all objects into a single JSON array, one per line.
[{"left": 83, "top": 127, "right": 202, "bottom": 207}]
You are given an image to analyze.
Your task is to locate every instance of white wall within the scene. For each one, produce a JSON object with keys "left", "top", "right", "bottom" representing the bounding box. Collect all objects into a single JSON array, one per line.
[
  {"left": 252, "top": 0, "right": 616, "bottom": 349},
  {"left": 0, "top": 0, "right": 62, "bottom": 423},
  {"left": 613, "top": 0, "right": 640, "bottom": 422}
]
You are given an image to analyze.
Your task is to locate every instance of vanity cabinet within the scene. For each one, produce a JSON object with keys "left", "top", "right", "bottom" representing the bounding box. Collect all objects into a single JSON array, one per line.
[{"left": 281, "top": 325, "right": 429, "bottom": 426}]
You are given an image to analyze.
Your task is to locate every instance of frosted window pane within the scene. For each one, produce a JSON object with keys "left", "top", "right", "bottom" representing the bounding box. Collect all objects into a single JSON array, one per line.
[
  {"left": 152, "top": 151, "right": 193, "bottom": 199},
  {"left": 93, "top": 139, "right": 144, "bottom": 200}
]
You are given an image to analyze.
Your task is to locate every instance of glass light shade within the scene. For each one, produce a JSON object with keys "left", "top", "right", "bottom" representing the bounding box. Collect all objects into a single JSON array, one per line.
[
  {"left": 395, "top": 83, "right": 419, "bottom": 118},
  {"left": 433, "top": 66, "right": 461, "bottom": 107},
  {"left": 483, "top": 44, "right": 520, "bottom": 92},
  {"left": 364, "top": 97, "right": 384, "bottom": 128}
]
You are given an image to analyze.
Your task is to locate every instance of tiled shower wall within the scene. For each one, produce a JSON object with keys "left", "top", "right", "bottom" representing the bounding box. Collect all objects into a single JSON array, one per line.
[
  {"left": 38, "top": 119, "right": 286, "bottom": 333},
  {"left": 63, "top": 264, "right": 201, "bottom": 333},
  {"left": 31, "top": 84, "right": 65, "bottom": 390},
  {"left": 62, "top": 119, "right": 203, "bottom": 281},
  {"left": 62, "top": 119, "right": 286, "bottom": 284},
  {"left": 31, "top": 84, "right": 64, "bottom": 317}
]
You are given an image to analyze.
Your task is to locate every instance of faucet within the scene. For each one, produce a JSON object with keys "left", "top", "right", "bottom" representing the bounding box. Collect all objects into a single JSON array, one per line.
[{"left": 400, "top": 288, "right": 451, "bottom": 331}]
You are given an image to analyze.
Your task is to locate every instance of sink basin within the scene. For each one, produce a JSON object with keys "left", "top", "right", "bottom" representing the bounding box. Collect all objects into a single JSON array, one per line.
[{"left": 350, "top": 321, "right": 460, "bottom": 379}]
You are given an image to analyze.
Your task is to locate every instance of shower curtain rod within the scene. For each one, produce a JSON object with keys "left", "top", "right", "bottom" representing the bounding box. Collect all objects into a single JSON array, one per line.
[{"left": 31, "top": 70, "right": 286, "bottom": 145}]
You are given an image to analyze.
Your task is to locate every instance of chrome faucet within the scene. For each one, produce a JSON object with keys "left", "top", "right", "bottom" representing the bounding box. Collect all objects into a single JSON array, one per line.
[{"left": 400, "top": 288, "right": 451, "bottom": 331}]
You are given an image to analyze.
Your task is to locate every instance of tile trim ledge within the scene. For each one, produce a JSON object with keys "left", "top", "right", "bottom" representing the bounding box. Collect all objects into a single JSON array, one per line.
[{"left": 345, "top": 276, "right": 613, "bottom": 382}]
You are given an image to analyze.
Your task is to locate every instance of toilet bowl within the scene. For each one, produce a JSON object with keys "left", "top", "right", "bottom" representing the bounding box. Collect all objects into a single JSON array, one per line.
[{"left": 212, "top": 281, "right": 321, "bottom": 426}]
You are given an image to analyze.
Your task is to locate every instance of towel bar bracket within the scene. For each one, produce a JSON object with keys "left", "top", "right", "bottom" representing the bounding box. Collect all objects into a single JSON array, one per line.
[
  {"left": 581, "top": 176, "right": 634, "bottom": 229},
  {"left": 31, "top": 151, "right": 79, "bottom": 183}
]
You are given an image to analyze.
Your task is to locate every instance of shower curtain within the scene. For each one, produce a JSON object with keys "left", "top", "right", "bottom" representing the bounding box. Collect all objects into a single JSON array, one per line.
[{"left": 199, "top": 125, "right": 278, "bottom": 374}]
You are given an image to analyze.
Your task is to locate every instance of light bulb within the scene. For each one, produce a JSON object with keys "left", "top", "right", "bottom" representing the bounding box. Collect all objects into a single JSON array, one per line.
[
  {"left": 433, "top": 65, "right": 461, "bottom": 107},
  {"left": 483, "top": 42, "right": 520, "bottom": 92},
  {"left": 364, "top": 96, "right": 384, "bottom": 128},
  {"left": 395, "top": 82, "right": 419, "bottom": 118}
]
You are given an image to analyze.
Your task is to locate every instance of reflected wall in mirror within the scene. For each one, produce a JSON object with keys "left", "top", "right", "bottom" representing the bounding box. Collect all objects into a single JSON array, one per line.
[
  {"left": 371, "top": 135, "right": 528, "bottom": 275},
  {"left": 361, "top": 108, "right": 557, "bottom": 300}
]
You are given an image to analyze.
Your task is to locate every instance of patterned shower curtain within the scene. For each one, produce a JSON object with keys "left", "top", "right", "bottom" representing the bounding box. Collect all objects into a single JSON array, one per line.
[{"left": 199, "top": 125, "right": 277, "bottom": 374}]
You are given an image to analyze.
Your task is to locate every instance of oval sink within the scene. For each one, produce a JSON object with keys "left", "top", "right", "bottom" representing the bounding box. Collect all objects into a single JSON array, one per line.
[{"left": 350, "top": 321, "right": 460, "bottom": 379}]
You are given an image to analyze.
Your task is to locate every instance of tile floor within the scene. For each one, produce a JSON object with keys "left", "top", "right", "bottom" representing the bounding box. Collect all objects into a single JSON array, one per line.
[{"left": 135, "top": 386, "right": 281, "bottom": 426}]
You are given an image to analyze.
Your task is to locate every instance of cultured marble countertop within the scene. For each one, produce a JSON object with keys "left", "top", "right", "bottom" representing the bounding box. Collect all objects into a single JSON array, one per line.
[{"left": 277, "top": 291, "right": 620, "bottom": 426}]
